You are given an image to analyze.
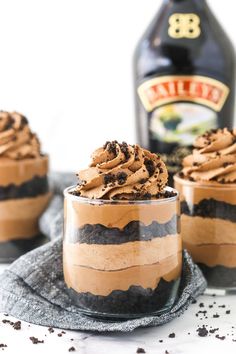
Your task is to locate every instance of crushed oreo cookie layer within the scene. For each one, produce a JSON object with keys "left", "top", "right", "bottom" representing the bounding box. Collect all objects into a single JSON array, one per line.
[
  {"left": 67, "top": 278, "right": 179, "bottom": 316},
  {"left": 0, "top": 175, "right": 49, "bottom": 201},
  {"left": 181, "top": 199, "right": 236, "bottom": 223},
  {"left": 67, "top": 215, "right": 180, "bottom": 244},
  {"left": 0, "top": 234, "right": 47, "bottom": 263},
  {"left": 198, "top": 264, "right": 236, "bottom": 288}
]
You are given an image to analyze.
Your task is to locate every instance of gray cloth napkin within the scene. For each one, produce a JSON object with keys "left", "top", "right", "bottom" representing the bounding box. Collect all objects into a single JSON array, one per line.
[{"left": 0, "top": 173, "right": 207, "bottom": 332}]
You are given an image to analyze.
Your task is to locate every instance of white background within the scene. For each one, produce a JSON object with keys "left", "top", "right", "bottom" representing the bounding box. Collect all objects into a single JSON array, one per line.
[{"left": 0, "top": 0, "right": 235, "bottom": 171}]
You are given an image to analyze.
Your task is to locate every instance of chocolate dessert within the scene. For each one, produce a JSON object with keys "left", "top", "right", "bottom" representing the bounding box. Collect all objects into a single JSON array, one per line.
[
  {"left": 63, "top": 141, "right": 182, "bottom": 318},
  {"left": 0, "top": 111, "right": 51, "bottom": 262},
  {"left": 174, "top": 128, "right": 236, "bottom": 289}
]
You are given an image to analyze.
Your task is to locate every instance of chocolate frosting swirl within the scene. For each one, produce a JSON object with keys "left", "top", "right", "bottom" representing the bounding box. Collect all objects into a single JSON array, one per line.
[
  {"left": 181, "top": 128, "right": 236, "bottom": 183},
  {"left": 0, "top": 111, "right": 41, "bottom": 159},
  {"left": 74, "top": 141, "right": 168, "bottom": 200}
]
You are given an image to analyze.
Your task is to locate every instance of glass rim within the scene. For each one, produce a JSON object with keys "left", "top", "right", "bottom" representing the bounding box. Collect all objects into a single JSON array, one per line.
[
  {"left": 64, "top": 185, "right": 179, "bottom": 205},
  {"left": 174, "top": 174, "right": 236, "bottom": 189}
]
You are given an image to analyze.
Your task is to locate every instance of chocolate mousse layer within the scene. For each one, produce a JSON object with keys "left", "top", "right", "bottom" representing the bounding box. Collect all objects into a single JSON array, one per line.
[
  {"left": 0, "top": 112, "right": 50, "bottom": 256},
  {"left": 175, "top": 128, "right": 236, "bottom": 289},
  {"left": 64, "top": 244, "right": 181, "bottom": 295},
  {"left": 64, "top": 141, "right": 181, "bottom": 317},
  {"left": 0, "top": 193, "right": 51, "bottom": 241}
]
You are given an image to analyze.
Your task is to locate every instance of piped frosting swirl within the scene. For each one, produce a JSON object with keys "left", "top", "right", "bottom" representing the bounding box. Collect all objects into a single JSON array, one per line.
[
  {"left": 181, "top": 128, "right": 236, "bottom": 183},
  {"left": 74, "top": 141, "right": 168, "bottom": 200},
  {"left": 0, "top": 111, "right": 41, "bottom": 160}
]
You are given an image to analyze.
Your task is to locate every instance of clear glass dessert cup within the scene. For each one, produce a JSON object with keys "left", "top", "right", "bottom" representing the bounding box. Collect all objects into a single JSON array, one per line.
[
  {"left": 63, "top": 186, "right": 182, "bottom": 319},
  {"left": 0, "top": 155, "right": 51, "bottom": 263},
  {"left": 174, "top": 175, "right": 236, "bottom": 293}
]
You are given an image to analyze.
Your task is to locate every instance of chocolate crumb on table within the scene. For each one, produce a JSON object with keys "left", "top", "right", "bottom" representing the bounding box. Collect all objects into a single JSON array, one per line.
[
  {"left": 168, "top": 333, "right": 175, "bottom": 338},
  {"left": 197, "top": 326, "right": 208, "bottom": 337},
  {"left": 13, "top": 321, "right": 21, "bottom": 330},
  {"left": 2, "top": 319, "right": 21, "bottom": 330},
  {"left": 2, "top": 319, "right": 13, "bottom": 325},
  {"left": 68, "top": 347, "right": 76, "bottom": 352},
  {"left": 29, "top": 337, "right": 44, "bottom": 344},
  {"left": 57, "top": 330, "right": 66, "bottom": 336},
  {"left": 213, "top": 313, "right": 220, "bottom": 318},
  {"left": 215, "top": 335, "right": 226, "bottom": 341},
  {"left": 136, "top": 348, "right": 146, "bottom": 353},
  {"left": 48, "top": 327, "right": 54, "bottom": 333},
  {"left": 0, "top": 345, "right": 7, "bottom": 348},
  {"left": 209, "top": 328, "right": 219, "bottom": 334}
]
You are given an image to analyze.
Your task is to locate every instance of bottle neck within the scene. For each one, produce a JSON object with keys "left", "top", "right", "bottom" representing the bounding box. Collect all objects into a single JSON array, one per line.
[
  {"left": 169, "top": 0, "right": 206, "bottom": 2},
  {"left": 165, "top": 0, "right": 207, "bottom": 9},
  {"left": 166, "top": 0, "right": 207, "bottom": 4}
]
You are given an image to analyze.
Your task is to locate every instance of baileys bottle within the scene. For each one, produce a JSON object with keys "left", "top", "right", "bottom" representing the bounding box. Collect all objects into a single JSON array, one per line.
[{"left": 134, "top": 0, "right": 236, "bottom": 183}]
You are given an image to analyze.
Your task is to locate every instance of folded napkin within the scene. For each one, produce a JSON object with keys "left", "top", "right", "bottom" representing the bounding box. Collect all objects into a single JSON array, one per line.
[{"left": 0, "top": 173, "right": 207, "bottom": 332}]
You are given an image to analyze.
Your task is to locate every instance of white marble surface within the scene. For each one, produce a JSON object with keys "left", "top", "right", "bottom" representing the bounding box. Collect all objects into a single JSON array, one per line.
[{"left": 1, "top": 264, "right": 236, "bottom": 354}]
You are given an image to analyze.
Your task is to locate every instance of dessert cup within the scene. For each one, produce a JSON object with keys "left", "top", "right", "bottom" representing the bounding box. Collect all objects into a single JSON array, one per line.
[
  {"left": 0, "top": 111, "right": 51, "bottom": 262},
  {"left": 174, "top": 175, "right": 236, "bottom": 292},
  {"left": 63, "top": 186, "right": 182, "bottom": 319},
  {"left": 0, "top": 156, "right": 51, "bottom": 262}
]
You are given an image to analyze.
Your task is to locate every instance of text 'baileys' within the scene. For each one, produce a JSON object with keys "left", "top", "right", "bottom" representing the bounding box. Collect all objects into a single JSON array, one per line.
[{"left": 134, "top": 0, "right": 236, "bottom": 184}]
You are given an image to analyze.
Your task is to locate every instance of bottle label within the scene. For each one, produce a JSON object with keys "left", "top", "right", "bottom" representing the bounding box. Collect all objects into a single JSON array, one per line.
[
  {"left": 138, "top": 75, "right": 230, "bottom": 145},
  {"left": 168, "top": 13, "right": 201, "bottom": 39}
]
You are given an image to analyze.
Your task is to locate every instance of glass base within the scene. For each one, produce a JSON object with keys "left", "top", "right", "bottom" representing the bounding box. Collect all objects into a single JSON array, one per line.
[
  {"left": 67, "top": 278, "right": 180, "bottom": 320},
  {"left": 0, "top": 234, "right": 48, "bottom": 263},
  {"left": 205, "top": 287, "right": 236, "bottom": 296},
  {"left": 197, "top": 263, "right": 236, "bottom": 292},
  {"left": 76, "top": 302, "right": 172, "bottom": 321}
]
